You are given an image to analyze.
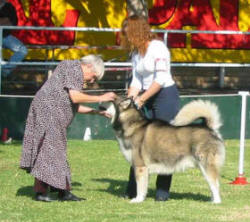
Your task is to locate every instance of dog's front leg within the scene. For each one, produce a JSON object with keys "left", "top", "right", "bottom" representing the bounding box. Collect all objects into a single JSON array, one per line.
[{"left": 130, "top": 166, "right": 149, "bottom": 203}]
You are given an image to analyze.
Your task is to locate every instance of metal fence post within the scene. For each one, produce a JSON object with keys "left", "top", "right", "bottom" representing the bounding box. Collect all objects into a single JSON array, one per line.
[
  {"left": 219, "top": 67, "right": 225, "bottom": 88},
  {"left": 163, "top": 32, "right": 168, "bottom": 45},
  {"left": 230, "top": 91, "right": 249, "bottom": 185}
]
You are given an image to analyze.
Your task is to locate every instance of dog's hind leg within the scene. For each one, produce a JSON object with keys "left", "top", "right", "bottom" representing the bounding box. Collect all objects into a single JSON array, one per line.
[
  {"left": 198, "top": 163, "right": 221, "bottom": 204},
  {"left": 130, "top": 166, "right": 149, "bottom": 203}
]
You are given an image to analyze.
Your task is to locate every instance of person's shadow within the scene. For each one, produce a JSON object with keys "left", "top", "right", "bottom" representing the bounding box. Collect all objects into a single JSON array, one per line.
[
  {"left": 92, "top": 178, "right": 210, "bottom": 202},
  {"left": 16, "top": 185, "right": 34, "bottom": 198},
  {"left": 16, "top": 182, "right": 83, "bottom": 199}
]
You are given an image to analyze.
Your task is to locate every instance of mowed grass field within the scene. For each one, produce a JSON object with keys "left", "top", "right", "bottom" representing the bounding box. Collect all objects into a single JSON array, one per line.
[{"left": 0, "top": 139, "right": 250, "bottom": 222}]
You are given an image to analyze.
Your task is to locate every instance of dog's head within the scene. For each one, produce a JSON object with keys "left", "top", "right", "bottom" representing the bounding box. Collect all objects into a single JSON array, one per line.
[{"left": 99, "top": 96, "right": 136, "bottom": 125}]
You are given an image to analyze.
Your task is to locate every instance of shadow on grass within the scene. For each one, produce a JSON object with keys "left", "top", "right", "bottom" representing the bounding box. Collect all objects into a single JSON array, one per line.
[
  {"left": 15, "top": 181, "right": 83, "bottom": 198},
  {"left": 72, "top": 181, "right": 83, "bottom": 191},
  {"left": 170, "top": 192, "right": 210, "bottom": 202},
  {"left": 221, "top": 174, "right": 236, "bottom": 182},
  {"left": 16, "top": 186, "right": 33, "bottom": 198},
  {"left": 92, "top": 178, "right": 210, "bottom": 202},
  {"left": 92, "top": 178, "right": 127, "bottom": 197}
]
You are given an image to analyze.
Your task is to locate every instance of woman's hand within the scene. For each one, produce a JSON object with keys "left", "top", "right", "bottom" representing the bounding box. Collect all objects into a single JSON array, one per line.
[
  {"left": 134, "top": 82, "right": 162, "bottom": 108},
  {"left": 91, "top": 110, "right": 112, "bottom": 118},
  {"left": 134, "top": 96, "right": 145, "bottom": 109},
  {"left": 98, "top": 111, "right": 112, "bottom": 118}
]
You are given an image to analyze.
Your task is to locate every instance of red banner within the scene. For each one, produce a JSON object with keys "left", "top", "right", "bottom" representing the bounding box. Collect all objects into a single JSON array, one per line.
[
  {"left": 149, "top": 0, "right": 250, "bottom": 49},
  {"left": 9, "top": 0, "right": 80, "bottom": 45}
]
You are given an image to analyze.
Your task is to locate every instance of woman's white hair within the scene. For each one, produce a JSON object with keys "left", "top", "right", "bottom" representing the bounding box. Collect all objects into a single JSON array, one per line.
[{"left": 80, "top": 55, "right": 105, "bottom": 80}]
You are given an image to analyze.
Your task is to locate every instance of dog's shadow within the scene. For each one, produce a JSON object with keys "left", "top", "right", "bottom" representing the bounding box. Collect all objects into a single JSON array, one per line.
[
  {"left": 92, "top": 178, "right": 128, "bottom": 197},
  {"left": 92, "top": 178, "right": 210, "bottom": 202},
  {"left": 16, "top": 182, "right": 83, "bottom": 198}
]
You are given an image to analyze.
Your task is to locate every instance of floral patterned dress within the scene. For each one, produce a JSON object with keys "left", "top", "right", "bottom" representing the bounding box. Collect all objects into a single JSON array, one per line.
[{"left": 20, "top": 60, "right": 83, "bottom": 190}]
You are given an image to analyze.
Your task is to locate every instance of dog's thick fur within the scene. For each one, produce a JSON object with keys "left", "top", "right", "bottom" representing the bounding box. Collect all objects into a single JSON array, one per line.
[{"left": 102, "top": 97, "right": 225, "bottom": 203}]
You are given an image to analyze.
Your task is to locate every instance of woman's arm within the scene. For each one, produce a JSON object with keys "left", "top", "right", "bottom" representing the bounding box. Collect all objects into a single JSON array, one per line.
[
  {"left": 77, "top": 105, "right": 111, "bottom": 118},
  {"left": 77, "top": 105, "right": 96, "bottom": 114},
  {"left": 69, "top": 90, "right": 116, "bottom": 104},
  {"left": 127, "top": 86, "right": 140, "bottom": 99},
  {"left": 135, "top": 81, "right": 161, "bottom": 107}
]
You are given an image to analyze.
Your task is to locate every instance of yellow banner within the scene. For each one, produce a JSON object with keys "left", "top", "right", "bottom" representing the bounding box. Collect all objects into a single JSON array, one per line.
[{"left": 4, "top": 0, "right": 250, "bottom": 63}]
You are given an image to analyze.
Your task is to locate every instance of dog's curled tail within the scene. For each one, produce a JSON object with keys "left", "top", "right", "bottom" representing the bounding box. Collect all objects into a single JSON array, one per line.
[{"left": 171, "top": 100, "right": 222, "bottom": 131}]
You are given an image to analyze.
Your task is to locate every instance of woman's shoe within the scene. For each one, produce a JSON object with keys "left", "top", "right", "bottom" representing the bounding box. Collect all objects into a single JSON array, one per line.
[
  {"left": 35, "top": 193, "right": 56, "bottom": 202},
  {"left": 58, "top": 191, "right": 86, "bottom": 201}
]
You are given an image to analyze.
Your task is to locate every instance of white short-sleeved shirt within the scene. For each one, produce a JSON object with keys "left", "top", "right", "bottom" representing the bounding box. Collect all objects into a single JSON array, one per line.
[{"left": 130, "top": 39, "right": 175, "bottom": 90}]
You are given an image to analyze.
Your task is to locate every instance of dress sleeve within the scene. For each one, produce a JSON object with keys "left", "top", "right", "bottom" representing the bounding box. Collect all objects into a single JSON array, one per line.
[
  {"left": 63, "top": 60, "right": 84, "bottom": 91},
  {"left": 152, "top": 41, "right": 171, "bottom": 86}
]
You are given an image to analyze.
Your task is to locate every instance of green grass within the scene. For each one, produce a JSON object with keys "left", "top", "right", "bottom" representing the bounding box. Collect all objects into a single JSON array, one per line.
[{"left": 0, "top": 139, "right": 250, "bottom": 222}]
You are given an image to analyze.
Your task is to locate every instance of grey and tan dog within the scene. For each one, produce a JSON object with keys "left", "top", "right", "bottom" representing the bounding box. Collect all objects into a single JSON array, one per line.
[{"left": 101, "top": 97, "right": 225, "bottom": 203}]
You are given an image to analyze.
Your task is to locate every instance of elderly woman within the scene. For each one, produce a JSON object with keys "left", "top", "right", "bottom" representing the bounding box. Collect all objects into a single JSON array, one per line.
[
  {"left": 20, "top": 55, "right": 116, "bottom": 202},
  {"left": 120, "top": 15, "right": 180, "bottom": 201}
]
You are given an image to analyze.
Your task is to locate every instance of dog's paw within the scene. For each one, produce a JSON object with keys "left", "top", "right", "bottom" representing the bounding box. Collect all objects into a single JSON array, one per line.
[
  {"left": 212, "top": 199, "right": 221, "bottom": 204},
  {"left": 130, "top": 197, "right": 144, "bottom": 203},
  {"left": 212, "top": 196, "right": 221, "bottom": 204}
]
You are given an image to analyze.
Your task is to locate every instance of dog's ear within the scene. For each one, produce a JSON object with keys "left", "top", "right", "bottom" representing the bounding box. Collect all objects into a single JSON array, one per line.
[{"left": 120, "top": 98, "right": 132, "bottom": 109}]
